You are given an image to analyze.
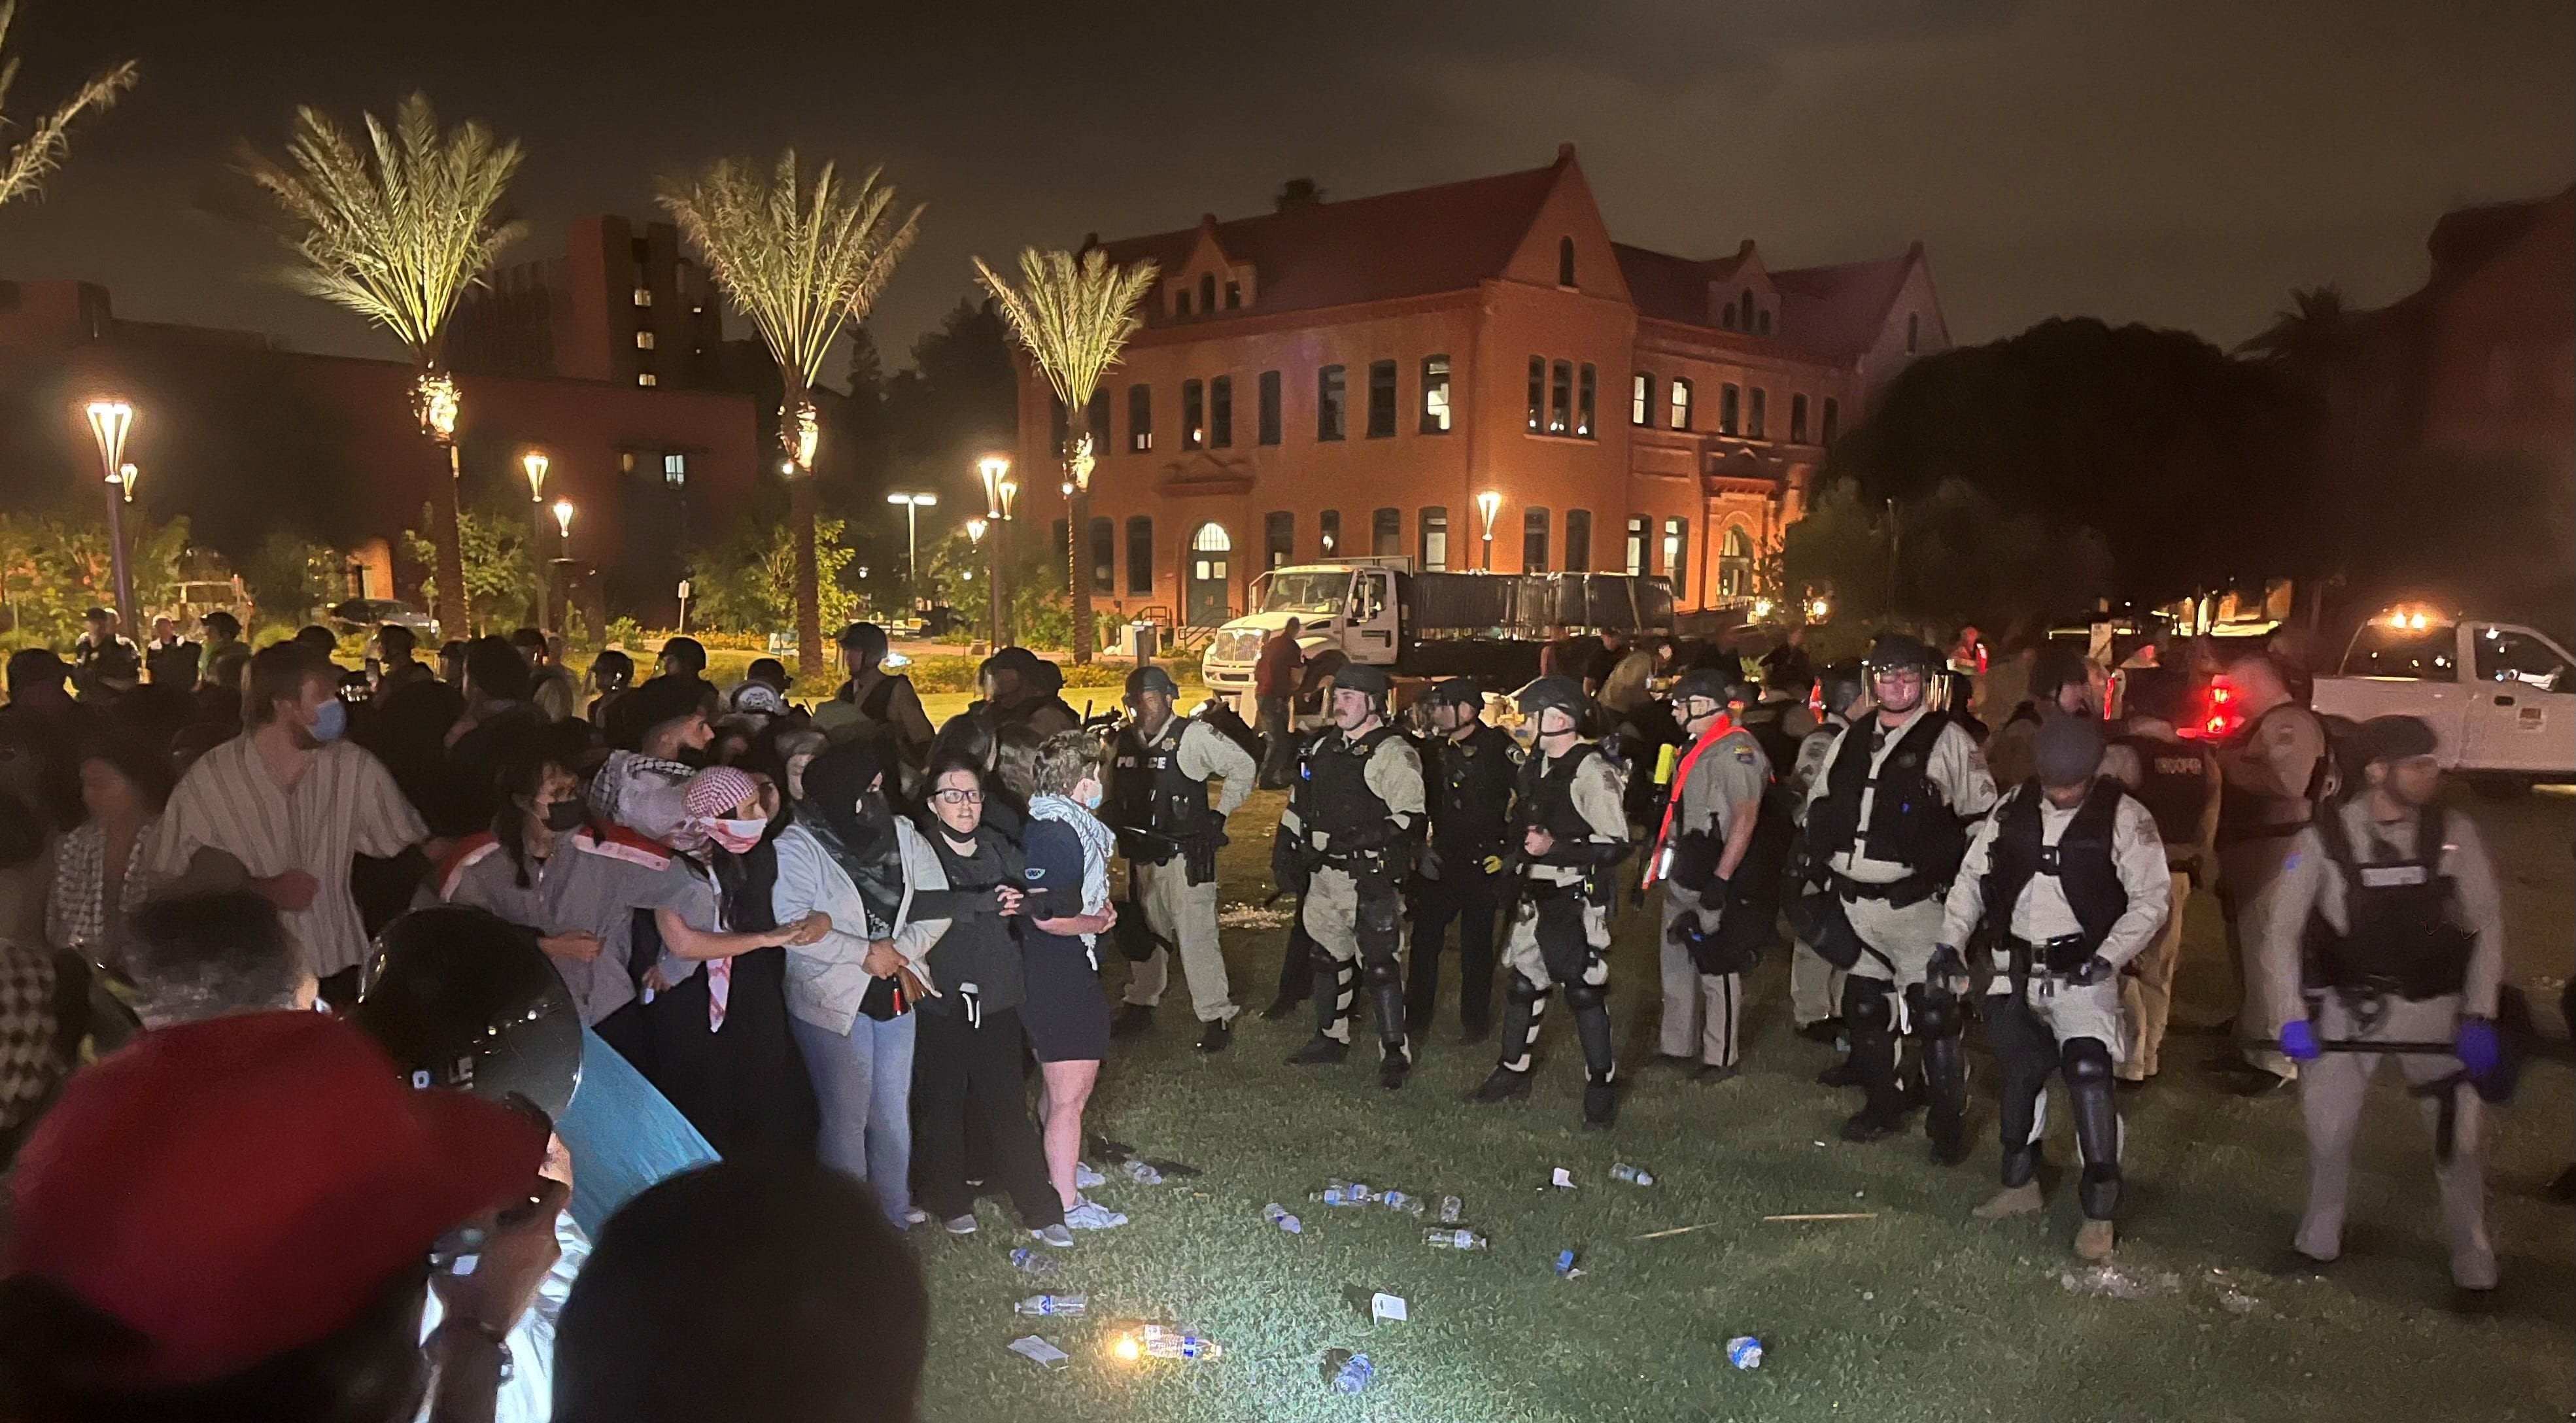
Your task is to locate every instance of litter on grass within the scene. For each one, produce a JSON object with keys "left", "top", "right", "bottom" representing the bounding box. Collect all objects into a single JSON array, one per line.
[
  {"left": 1218, "top": 901, "right": 1294, "bottom": 930},
  {"left": 1762, "top": 1212, "right": 1878, "bottom": 1222},
  {"left": 2059, "top": 1264, "right": 2182, "bottom": 1300},
  {"left": 1371, "top": 1292, "right": 1409, "bottom": 1323},
  {"left": 1549, "top": 1167, "right": 1577, "bottom": 1190},
  {"left": 1007, "top": 1336, "right": 1070, "bottom": 1370}
]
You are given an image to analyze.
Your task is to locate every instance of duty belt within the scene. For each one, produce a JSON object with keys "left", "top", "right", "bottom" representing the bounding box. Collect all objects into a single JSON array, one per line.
[
  {"left": 1831, "top": 868, "right": 1946, "bottom": 910},
  {"left": 2001, "top": 932, "right": 2093, "bottom": 995}
]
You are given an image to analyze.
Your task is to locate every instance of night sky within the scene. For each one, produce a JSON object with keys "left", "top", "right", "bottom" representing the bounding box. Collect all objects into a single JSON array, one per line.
[{"left": 5, "top": 0, "right": 2569, "bottom": 366}]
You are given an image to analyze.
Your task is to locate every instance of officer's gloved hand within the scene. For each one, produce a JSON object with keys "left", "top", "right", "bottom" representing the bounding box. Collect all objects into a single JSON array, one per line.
[
  {"left": 1927, "top": 944, "right": 1967, "bottom": 993},
  {"left": 2454, "top": 1016, "right": 2501, "bottom": 1078},
  {"left": 2069, "top": 954, "right": 2115, "bottom": 987},
  {"left": 1481, "top": 853, "right": 1503, "bottom": 876},
  {"left": 2278, "top": 1019, "right": 2322, "bottom": 1063}
]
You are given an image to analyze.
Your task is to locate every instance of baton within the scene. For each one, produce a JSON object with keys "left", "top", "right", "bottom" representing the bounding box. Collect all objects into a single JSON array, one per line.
[{"left": 2252, "top": 1038, "right": 2456, "bottom": 1055}]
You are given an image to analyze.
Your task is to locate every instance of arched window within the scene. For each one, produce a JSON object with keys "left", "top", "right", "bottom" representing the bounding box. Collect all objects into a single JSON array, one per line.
[
  {"left": 1192, "top": 522, "right": 1231, "bottom": 552},
  {"left": 1669, "top": 377, "right": 1693, "bottom": 431},
  {"left": 1717, "top": 524, "right": 1755, "bottom": 600},
  {"left": 1522, "top": 507, "right": 1551, "bottom": 572},
  {"left": 1558, "top": 236, "right": 1576, "bottom": 287}
]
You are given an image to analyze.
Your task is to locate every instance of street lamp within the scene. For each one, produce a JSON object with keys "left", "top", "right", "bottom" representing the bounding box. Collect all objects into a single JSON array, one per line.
[
  {"left": 967, "top": 518, "right": 987, "bottom": 543},
  {"left": 1475, "top": 490, "right": 1500, "bottom": 572},
  {"left": 82, "top": 400, "right": 137, "bottom": 627},
  {"left": 887, "top": 490, "right": 937, "bottom": 610},
  {"left": 523, "top": 450, "right": 549, "bottom": 504},
  {"left": 976, "top": 454, "right": 1014, "bottom": 648},
  {"left": 553, "top": 498, "right": 576, "bottom": 545},
  {"left": 549, "top": 500, "right": 577, "bottom": 641},
  {"left": 117, "top": 462, "right": 137, "bottom": 504},
  {"left": 523, "top": 451, "right": 550, "bottom": 626}
]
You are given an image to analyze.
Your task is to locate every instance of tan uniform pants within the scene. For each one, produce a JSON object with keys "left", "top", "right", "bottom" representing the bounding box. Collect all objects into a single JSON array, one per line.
[
  {"left": 1120, "top": 857, "right": 1235, "bottom": 1023},
  {"left": 2295, "top": 994, "right": 2494, "bottom": 1290},
  {"left": 1657, "top": 883, "right": 1743, "bottom": 1067},
  {"left": 1789, "top": 938, "right": 1847, "bottom": 1030},
  {"left": 2219, "top": 838, "right": 2299, "bottom": 1080},
  {"left": 2118, "top": 869, "right": 2190, "bottom": 1079}
]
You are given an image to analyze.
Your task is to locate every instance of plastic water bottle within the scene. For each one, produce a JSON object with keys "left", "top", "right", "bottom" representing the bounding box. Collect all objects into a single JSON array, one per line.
[
  {"left": 1008, "top": 1247, "right": 1062, "bottom": 1278},
  {"left": 1437, "top": 1195, "right": 1463, "bottom": 1224},
  {"left": 1122, "top": 1159, "right": 1164, "bottom": 1186},
  {"left": 1609, "top": 1163, "right": 1656, "bottom": 1186},
  {"left": 1381, "top": 1190, "right": 1426, "bottom": 1216},
  {"left": 1347, "top": 1182, "right": 1375, "bottom": 1205},
  {"left": 1310, "top": 1184, "right": 1354, "bottom": 1208},
  {"left": 1014, "top": 1294, "right": 1086, "bottom": 1316},
  {"left": 1263, "top": 1203, "right": 1303, "bottom": 1235},
  {"left": 1142, "top": 1325, "right": 1220, "bottom": 1360},
  {"left": 1726, "top": 1335, "right": 1763, "bottom": 1370},
  {"left": 1331, "top": 1353, "right": 1375, "bottom": 1394},
  {"left": 1424, "top": 1227, "right": 1487, "bottom": 1250},
  {"left": 1554, "top": 1249, "right": 1579, "bottom": 1277}
]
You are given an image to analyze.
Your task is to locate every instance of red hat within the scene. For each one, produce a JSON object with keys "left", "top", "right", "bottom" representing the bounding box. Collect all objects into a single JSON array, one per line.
[{"left": 5, "top": 1011, "right": 547, "bottom": 1386}]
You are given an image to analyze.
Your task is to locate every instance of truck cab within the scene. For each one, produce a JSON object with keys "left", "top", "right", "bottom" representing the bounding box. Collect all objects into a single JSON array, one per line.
[
  {"left": 1199, "top": 562, "right": 1405, "bottom": 697},
  {"left": 2310, "top": 607, "right": 2574, "bottom": 781}
]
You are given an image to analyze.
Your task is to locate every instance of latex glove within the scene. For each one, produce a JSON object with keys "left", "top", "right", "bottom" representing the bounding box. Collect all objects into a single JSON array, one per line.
[
  {"left": 2454, "top": 1017, "right": 2501, "bottom": 1078},
  {"left": 2278, "top": 1018, "right": 2322, "bottom": 1063},
  {"left": 1927, "top": 944, "right": 1968, "bottom": 993},
  {"left": 1481, "top": 854, "right": 1504, "bottom": 876},
  {"left": 2069, "top": 954, "right": 2115, "bottom": 987}
]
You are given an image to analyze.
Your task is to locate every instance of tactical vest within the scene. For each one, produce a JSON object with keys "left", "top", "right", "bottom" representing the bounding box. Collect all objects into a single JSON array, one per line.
[
  {"left": 1296, "top": 724, "right": 1400, "bottom": 842},
  {"left": 1431, "top": 724, "right": 1516, "bottom": 855},
  {"left": 2301, "top": 806, "right": 2475, "bottom": 1001},
  {"left": 1980, "top": 780, "right": 2128, "bottom": 975},
  {"left": 1738, "top": 702, "right": 1803, "bottom": 778},
  {"left": 2114, "top": 732, "right": 2214, "bottom": 847},
  {"left": 1515, "top": 741, "right": 1606, "bottom": 845},
  {"left": 2217, "top": 704, "right": 2327, "bottom": 843},
  {"left": 1806, "top": 712, "right": 1970, "bottom": 886},
  {"left": 1111, "top": 717, "right": 1214, "bottom": 843}
]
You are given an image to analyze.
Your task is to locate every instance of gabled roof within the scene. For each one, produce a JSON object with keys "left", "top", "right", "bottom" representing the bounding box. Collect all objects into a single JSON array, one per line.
[
  {"left": 1090, "top": 159, "right": 1567, "bottom": 322},
  {"left": 1612, "top": 243, "right": 1723, "bottom": 328},
  {"left": 1772, "top": 246, "right": 1923, "bottom": 359},
  {"left": 2426, "top": 188, "right": 2572, "bottom": 283}
]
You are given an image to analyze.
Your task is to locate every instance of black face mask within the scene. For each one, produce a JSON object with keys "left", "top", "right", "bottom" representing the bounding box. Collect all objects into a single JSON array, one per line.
[{"left": 543, "top": 799, "right": 588, "bottom": 832}]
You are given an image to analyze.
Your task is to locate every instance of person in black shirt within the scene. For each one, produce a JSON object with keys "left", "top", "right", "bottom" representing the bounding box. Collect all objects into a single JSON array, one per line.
[{"left": 1405, "top": 677, "right": 1515, "bottom": 1042}]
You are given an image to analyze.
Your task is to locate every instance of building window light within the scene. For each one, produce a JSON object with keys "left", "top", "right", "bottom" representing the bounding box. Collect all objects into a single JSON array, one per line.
[
  {"left": 637, "top": 372, "right": 658, "bottom": 388},
  {"left": 633, "top": 287, "right": 653, "bottom": 307}
]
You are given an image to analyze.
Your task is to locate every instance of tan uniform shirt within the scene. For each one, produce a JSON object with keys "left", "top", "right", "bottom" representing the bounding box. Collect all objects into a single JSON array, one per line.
[
  {"left": 1279, "top": 726, "right": 1426, "bottom": 846},
  {"left": 1940, "top": 785, "right": 2172, "bottom": 972},
  {"left": 2259, "top": 800, "right": 2505, "bottom": 1027},
  {"left": 1169, "top": 718, "right": 1258, "bottom": 819},
  {"left": 1801, "top": 706, "right": 1998, "bottom": 886},
  {"left": 1678, "top": 725, "right": 1769, "bottom": 842},
  {"left": 2218, "top": 702, "right": 2327, "bottom": 840}
]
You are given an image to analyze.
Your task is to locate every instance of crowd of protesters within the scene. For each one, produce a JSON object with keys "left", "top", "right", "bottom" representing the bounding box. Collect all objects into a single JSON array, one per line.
[{"left": 0, "top": 608, "right": 1131, "bottom": 1422}]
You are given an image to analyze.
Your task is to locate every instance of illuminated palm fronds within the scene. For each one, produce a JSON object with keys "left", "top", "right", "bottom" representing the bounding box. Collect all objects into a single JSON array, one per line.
[
  {"left": 660, "top": 151, "right": 921, "bottom": 397},
  {"left": 239, "top": 92, "right": 524, "bottom": 364},
  {"left": 0, "top": 1, "right": 137, "bottom": 212},
  {"left": 974, "top": 247, "right": 1158, "bottom": 419}
]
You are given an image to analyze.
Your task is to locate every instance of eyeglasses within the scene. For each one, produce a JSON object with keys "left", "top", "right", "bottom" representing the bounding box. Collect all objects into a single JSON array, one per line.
[{"left": 931, "top": 788, "right": 984, "bottom": 805}]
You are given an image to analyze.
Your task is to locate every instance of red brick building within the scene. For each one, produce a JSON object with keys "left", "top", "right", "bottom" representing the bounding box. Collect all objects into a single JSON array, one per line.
[
  {"left": 1010, "top": 145, "right": 1948, "bottom": 628},
  {"left": 447, "top": 215, "right": 729, "bottom": 392}
]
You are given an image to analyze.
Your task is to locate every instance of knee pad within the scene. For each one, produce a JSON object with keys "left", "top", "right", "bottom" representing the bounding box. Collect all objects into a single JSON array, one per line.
[
  {"left": 2061, "top": 1037, "right": 2116, "bottom": 1084},
  {"left": 1844, "top": 980, "right": 1895, "bottom": 1036},
  {"left": 1906, "top": 983, "right": 1963, "bottom": 1040},
  {"left": 1362, "top": 957, "right": 1402, "bottom": 989},
  {"left": 1507, "top": 972, "right": 1549, "bottom": 1006},
  {"left": 1564, "top": 980, "right": 1609, "bottom": 1012}
]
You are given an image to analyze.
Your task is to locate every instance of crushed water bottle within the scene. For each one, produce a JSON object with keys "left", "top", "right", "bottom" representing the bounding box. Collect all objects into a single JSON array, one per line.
[
  {"left": 1330, "top": 1352, "right": 1375, "bottom": 1394},
  {"left": 1310, "top": 1182, "right": 1356, "bottom": 1208},
  {"left": 1347, "top": 1181, "right": 1375, "bottom": 1205},
  {"left": 1263, "top": 1203, "right": 1303, "bottom": 1235},
  {"left": 1141, "top": 1325, "right": 1221, "bottom": 1360},
  {"left": 1122, "top": 1159, "right": 1164, "bottom": 1186},
  {"left": 1437, "top": 1195, "right": 1463, "bottom": 1224},
  {"left": 1014, "top": 1294, "right": 1087, "bottom": 1316},
  {"left": 1554, "top": 1249, "right": 1579, "bottom": 1278},
  {"left": 1424, "top": 1227, "right": 1488, "bottom": 1250},
  {"left": 1726, "top": 1335, "right": 1763, "bottom": 1370},
  {"left": 1380, "top": 1190, "right": 1426, "bottom": 1216},
  {"left": 1609, "top": 1163, "right": 1656, "bottom": 1186},
  {"left": 1008, "top": 1247, "right": 1063, "bottom": 1278}
]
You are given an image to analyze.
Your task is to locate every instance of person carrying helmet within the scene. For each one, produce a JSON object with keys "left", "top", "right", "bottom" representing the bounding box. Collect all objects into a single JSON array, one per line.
[
  {"left": 1469, "top": 676, "right": 1632, "bottom": 1128},
  {"left": 1934, "top": 715, "right": 2170, "bottom": 1261},
  {"left": 2262, "top": 715, "right": 2505, "bottom": 1294},
  {"left": 1105, "top": 664, "right": 1258, "bottom": 1053},
  {"left": 1277, "top": 662, "right": 1426, "bottom": 1088},
  {"left": 1797, "top": 632, "right": 1998, "bottom": 1152},
  {"left": 1405, "top": 676, "right": 1517, "bottom": 1043},
  {"left": 1646, "top": 668, "right": 1772, "bottom": 1084}
]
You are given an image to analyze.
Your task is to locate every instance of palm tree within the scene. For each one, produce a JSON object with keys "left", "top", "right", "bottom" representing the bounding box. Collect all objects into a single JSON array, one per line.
[
  {"left": 241, "top": 93, "right": 523, "bottom": 638},
  {"left": 0, "top": 1, "right": 137, "bottom": 214},
  {"left": 2237, "top": 284, "right": 2354, "bottom": 369},
  {"left": 662, "top": 152, "right": 919, "bottom": 679},
  {"left": 973, "top": 247, "right": 1156, "bottom": 663}
]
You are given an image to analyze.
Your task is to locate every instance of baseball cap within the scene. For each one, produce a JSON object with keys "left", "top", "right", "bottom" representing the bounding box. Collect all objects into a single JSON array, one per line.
[{"left": 5, "top": 1011, "right": 547, "bottom": 1386}]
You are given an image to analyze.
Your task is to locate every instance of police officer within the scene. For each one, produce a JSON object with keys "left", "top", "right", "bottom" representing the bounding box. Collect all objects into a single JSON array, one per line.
[
  {"left": 1105, "top": 665, "right": 1260, "bottom": 1052},
  {"left": 2263, "top": 715, "right": 2503, "bottom": 1293},
  {"left": 1936, "top": 716, "right": 2170, "bottom": 1261},
  {"left": 1799, "top": 632, "right": 1998, "bottom": 1154},
  {"left": 1646, "top": 668, "right": 1771, "bottom": 1083},
  {"left": 1788, "top": 660, "right": 1869, "bottom": 1044},
  {"left": 1405, "top": 677, "right": 1517, "bottom": 1043},
  {"left": 2214, "top": 651, "right": 2329, "bottom": 1092},
  {"left": 1469, "top": 677, "right": 1632, "bottom": 1129},
  {"left": 2103, "top": 666, "right": 2218, "bottom": 1082},
  {"left": 1278, "top": 662, "right": 1428, "bottom": 1087}
]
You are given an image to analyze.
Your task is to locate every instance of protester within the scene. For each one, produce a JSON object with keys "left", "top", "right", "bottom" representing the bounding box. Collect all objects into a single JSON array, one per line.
[
  {"left": 553, "top": 1161, "right": 928, "bottom": 1423},
  {"left": 372, "top": 622, "right": 437, "bottom": 702},
  {"left": 43, "top": 735, "right": 171, "bottom": 961},
  {"left": 197, "top": 609, "right": 251, "bottom": 696},
  {"left": 1253, "top": 617, "right": 1305, "bottom": 788},
  {"left": 150, "top": 643, "right": 437, "bottom": 1002},
  {"left": 726, "top": 656, "right": 792, "bottom": 719},
  {"left": 513, "top": 627, "right": 580, "bottom": 723},
  {"left": 0, "top": 1011, "right": 563, "bottom": 1423},
  {"left": 591, "top": 676, "right": 712, "bottom": 837},
  {"left": 912, "top": 759, "right": 1071, "bottom": 1243},
  {"left": 1020, "top": 730, "right": 1127, "bottom": 1229}
]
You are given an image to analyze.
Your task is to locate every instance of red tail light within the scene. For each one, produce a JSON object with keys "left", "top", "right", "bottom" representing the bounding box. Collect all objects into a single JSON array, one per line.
[{"left": 2183, "top": 678, "right": 2242, "bottom": 740}]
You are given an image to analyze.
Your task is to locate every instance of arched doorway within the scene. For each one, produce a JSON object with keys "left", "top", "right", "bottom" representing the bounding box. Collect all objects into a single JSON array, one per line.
[{"left": 1186, "top": 522, "right": 1233, "bottom": 627}]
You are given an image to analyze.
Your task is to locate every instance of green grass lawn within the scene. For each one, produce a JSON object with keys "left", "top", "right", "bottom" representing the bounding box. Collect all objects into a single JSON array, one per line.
[{"left": 909, "top": 788, "right": 2576, "bottom": 1423}]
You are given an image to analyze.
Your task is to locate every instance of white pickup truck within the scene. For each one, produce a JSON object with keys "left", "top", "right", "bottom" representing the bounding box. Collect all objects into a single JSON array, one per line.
[{"left": 2310, "top": 609, "right": 2575, "bottom": 784}]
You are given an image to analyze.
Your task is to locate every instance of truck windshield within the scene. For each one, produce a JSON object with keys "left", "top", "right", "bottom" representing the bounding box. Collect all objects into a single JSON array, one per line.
[
  {"left": 1258, "top": 571, "right": 1352, "bottom": 618},
  {"left": 2340, "top": 623, "right": 2458, "bottom": 679}
]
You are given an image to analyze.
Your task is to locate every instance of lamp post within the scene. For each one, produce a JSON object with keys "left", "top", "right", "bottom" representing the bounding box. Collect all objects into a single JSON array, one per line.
[
  {"left": 887, "top": 490, "right": 938, "bottom": 612},
  {"left": 82, "top": 400, "right": 137, "bottom": 629},
  {"left": 117, "top": 462, "right": 137, "bottom": 504},
  {"left": 977, "top": 454, "right": 1014, "bottom": 648},
  {"left": 1475, "top": 489, "right": 1500, "bottom": 572},
  {"left": 550, "top": 500, "right": 576, "bottom": 639},
  {"left": 523, "top": 451, "right": 549, "bottom": 626},
  {"left": 415, "top": 372, "right": 466, "bottom": 637}
]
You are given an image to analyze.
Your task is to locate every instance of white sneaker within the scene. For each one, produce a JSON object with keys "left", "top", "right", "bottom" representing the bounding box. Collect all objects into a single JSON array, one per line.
[
  {"left": 1030, "top": 1224, "right": 1076, "bottom": 1248},
  {"left": 944, "top": 1213, "right": 978, "bottom": 1236},
  {"left": 1074, "top": 1162, "right": 1108, "bottom": 1190},
  {"left": 1063, "top": 1196, "right": 1129, "bottom": 1231},
  {"left": 902, "top": 1207, "right": 931, "bottom": 1229}
]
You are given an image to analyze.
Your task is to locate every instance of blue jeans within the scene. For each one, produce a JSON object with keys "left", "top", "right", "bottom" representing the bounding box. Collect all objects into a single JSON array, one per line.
[
  {"left": 555, "top": 1026, "right": 721, "bottom": 1239},
  {"left": 790, "top": 1010, "right": 918, "bottom": 1225}
]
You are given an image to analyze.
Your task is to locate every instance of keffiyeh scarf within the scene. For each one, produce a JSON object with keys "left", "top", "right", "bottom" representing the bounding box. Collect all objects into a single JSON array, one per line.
[{"left": 1027, "top": 793, "right": 1113, "bottom": 949}]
